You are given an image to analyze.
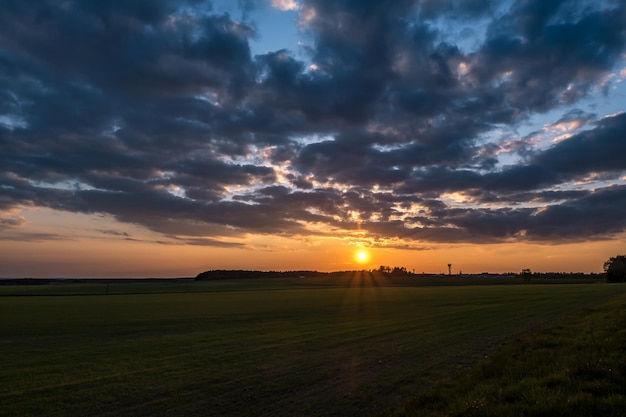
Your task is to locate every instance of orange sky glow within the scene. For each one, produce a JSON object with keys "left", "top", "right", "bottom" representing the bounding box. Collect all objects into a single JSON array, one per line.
[
  {"left": 2, "top": 1, "right": 626, "bottom": 278},
  {"left": 0, "top": 208, "right": 623, "bottom": 278}
]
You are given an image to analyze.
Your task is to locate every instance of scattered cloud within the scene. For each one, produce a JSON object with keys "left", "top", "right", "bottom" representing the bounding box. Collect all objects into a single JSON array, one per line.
[
  {"left": 96, "top": 229, "right": 131, "bottom": 238},
  {"left": 170, "top": 236, "right": 246, "bottom": 248},
  {"left": 1, "top": 0, "right": 626, "bottom": 247},
  {"left": 271, "top": 0, "right": 299, "bottom": 12},
  {"left": 1, "top": 232, "right": 73, "bottom": 242},
  {"left": 0, "top": 215, "right": 26, "bottom": 230}
]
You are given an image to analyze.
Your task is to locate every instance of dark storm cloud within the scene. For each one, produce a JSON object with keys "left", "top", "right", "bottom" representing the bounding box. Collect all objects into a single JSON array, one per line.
[
  {"left": 0, "top": 0, "right": 253, "bottom": 97},
  {"left": 359, "top": 185, "right": 626, "bottom": 244},
  {"left": 448, "top": 184, "right": 626, "bottom": 242},
  {"left": 470, "top": 0, "right": 626, "bottom": 110},
  {"left": 1, "top": 0, "right": 626, "bottom": 245},
  {"left": 395, "top": 111, "right": 626, "bottom": 196},
  {"left": 532, "top": 113, "right": 626, "bottom": 176}
]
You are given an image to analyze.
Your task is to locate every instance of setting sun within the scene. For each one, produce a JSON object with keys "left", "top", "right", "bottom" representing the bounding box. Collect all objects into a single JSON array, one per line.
[
  {"left": 356, "top": 250, "right": 369, "bottom": 263},
  {"left": 1, "top": 0, "right": 625, "bottom": 280}
]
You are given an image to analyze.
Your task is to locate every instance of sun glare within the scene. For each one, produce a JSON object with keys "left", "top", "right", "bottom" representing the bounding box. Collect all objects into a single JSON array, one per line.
[{"left": 356, "top": 249, "right": 369, "bottom": 263}]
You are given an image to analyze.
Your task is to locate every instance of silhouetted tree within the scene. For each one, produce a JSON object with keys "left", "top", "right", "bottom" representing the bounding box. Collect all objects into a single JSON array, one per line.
[
  {"left": 604, "top": 255, "right": 626, "bottom": 283},
  {"left": 521, "top": 268, "right": 532, "bottom": 282},
  {"left": 391, "top": 266, "right": 408, "bottom": 275}
]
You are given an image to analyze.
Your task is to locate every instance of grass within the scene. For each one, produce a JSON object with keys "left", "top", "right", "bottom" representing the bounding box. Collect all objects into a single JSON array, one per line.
[
  {"left": 1, "top": 276, "right": 624, "bottom": 416},
  {"left": 394, "top": 290, "right": 626, "bottom": 417},
  {"left": 0, "top": 274, "right": 604, "bottom": 296}
]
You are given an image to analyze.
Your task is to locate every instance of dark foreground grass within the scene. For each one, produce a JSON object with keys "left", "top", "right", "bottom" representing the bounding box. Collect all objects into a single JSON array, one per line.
[
  {"left": 394, "top": 290, "right": 626, "bottom": 417},
  {"left": 1, "top": 279, "right": 624, "bottom": 416}
]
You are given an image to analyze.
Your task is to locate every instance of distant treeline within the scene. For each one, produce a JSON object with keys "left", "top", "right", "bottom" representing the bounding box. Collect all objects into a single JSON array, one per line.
[
  {"left": 195, "top": 267, "right": 427, "bottom": 281},
  {"left": 522, "top": 272, "right": 604, "bottom": 279},
  {"left": 0, "top": 270, "right": 605, "bottom": 286},
  {"left": 194, "top": 269, "right": 605, "bottom": 281},
  {"left": 194, "top": 270, "right": 356, "bottom": 280}
]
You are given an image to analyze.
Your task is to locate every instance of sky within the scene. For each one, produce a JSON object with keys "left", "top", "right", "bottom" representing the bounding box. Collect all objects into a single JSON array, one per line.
[{"left": 1, "top": 0, "right": 626, "bottom": 277}]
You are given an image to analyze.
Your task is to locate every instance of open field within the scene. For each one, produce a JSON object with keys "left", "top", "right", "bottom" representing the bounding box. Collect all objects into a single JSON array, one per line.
[
  {"left": 0, "top": 273, "right": 605, "bottom": 296},
  {"left": 1, "top": 276, "right": 625, "bottom": 416},
  {"left": 394, "top": 291, "right": 626, "bottom": 417}
]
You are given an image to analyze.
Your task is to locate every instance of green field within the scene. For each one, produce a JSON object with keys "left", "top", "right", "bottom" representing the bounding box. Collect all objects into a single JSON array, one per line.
[
  {"left": 1, "top": 276, "right": 624, "bottom": 416},
  {"left": 394, "top": 292, "right": 626, "bottom": 417}
]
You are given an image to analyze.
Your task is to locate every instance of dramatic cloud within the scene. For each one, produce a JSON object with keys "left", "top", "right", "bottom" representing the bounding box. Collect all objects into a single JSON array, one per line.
[{"left": 1, "top": 0, "right": 626, "bottom": 249}]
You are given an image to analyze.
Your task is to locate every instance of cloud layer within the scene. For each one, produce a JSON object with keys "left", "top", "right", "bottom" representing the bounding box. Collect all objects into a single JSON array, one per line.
[{"left": 1, "top": 0, "right": 626, "bottom": 248}]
